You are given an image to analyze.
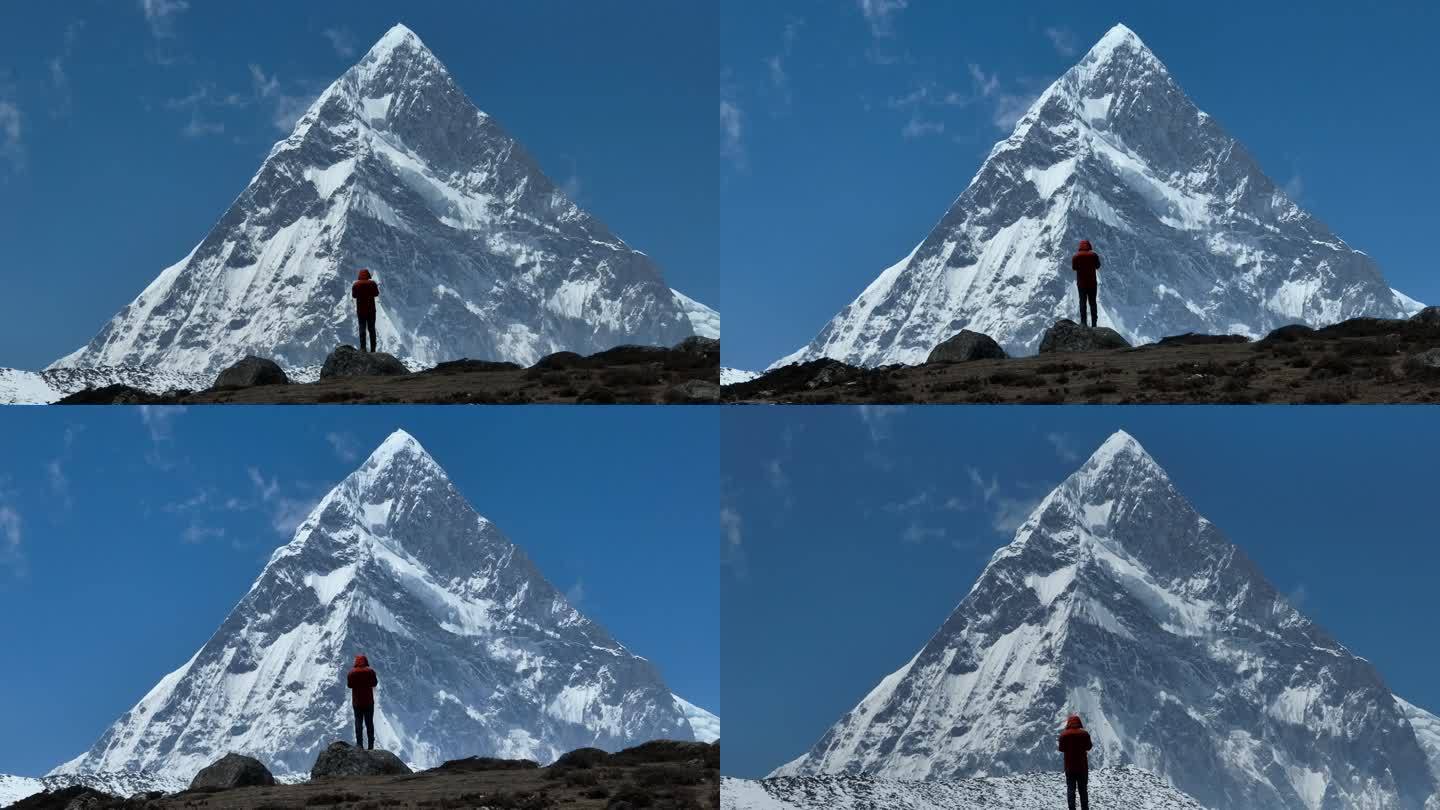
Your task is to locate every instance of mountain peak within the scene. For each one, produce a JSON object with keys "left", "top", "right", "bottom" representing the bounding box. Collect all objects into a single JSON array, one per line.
[
  {"left": 360, "top": 429, "right": 437, "bottom": 475},
  {"left": 365, "top": 23, "right": 431, "bottom": 63},
  {"left": 1083, "top": 23, "right": 1154, "bottom": 65},
  {"left": 1078, "top": 429, "right": 1159, "bottom": 476}
]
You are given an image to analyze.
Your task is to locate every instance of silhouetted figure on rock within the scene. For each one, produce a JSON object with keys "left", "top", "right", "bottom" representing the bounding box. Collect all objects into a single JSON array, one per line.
[
  {"left": 1058, "top": 714, "right": 1093, "bottom": 810},
  {"left": 1070, "top": 240, "right": 1101, "bottom": 327},
  {"left": 348, "top": 654, "right": 378, "bottom": 750},
  {"left": 352, "top": 269, "right": 380, "bottom": 352}
]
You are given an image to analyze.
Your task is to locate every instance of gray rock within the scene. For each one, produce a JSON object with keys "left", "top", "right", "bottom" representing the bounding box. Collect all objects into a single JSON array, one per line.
[
  {"left": 213, "top": 356, "right": 289, "bottom": 389},
  {"left": 926, "top": 330, "right": 1008, "bottom": 363},
  {"left": 310, "top": 742, "right": 412, "bottom": 779},
  {"left": 189, "top": 753, "right": 276, "bottom": 791},
  {"left": 664, "top": 380, "right": 720, "bottom": 404},
  {"left": 1406, "top": 348, "right": 1440, "bottom": 372},
  {"left": 1037, "top": 320, "right": 1132, "bottom": 354},
  {"left": 319, "top": 346, "right": 409, "bottom": 379},
  {"left": 1410, "top": 306, "right": 1440, "bottom": 326}
]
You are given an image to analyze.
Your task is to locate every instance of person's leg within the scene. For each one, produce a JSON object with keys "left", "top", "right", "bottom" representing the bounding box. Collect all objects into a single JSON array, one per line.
[
  {"left": 1077, "top": 285, "right": 1086, "bottom": 324},
  {"left": 368, "top": 316, "right": 377, "bottom": 353},
  {"left": 364, "top": 705, "right": 375, "bottom": 749},
  {"left": 1087, "top": 288, "right": 1099, "bottom": 327},
  {"left": 353, "top": 705, "right": 363, "bottom": 747},
  {"left": 1078, "top": 771, "right": 1089, "bottom": 810},
  {"left": 1066, "top": 772, "right": 1078, "bottom": 810},
  {"left": 357, "top": 314, "right": 366, "bottom": 351}
]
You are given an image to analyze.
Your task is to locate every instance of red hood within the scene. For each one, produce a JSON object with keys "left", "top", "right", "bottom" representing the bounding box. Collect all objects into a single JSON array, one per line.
[
  {"left": 1065, "top": 715, "right": 1084, "bottom": 729},
  {"left": 353, "top": 654, "right": 370, "bottom": 668},
  {"left": 357, "top": 269, "right": 372, "bottom": 281},
  {"left": 1077, "top": 240, "right": 1093, "bottom": 252}
]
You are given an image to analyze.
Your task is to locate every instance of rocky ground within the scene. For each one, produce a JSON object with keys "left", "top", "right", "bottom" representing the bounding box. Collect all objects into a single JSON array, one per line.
[
  {"left": 9, "top": 742, "right": 719, "bottom": 810},
  {"left": 53, "top": 339, "right": 719, "bottom": 406},
  {"left": 725, "top": 314, "right": 1440, "bottom": 404}
]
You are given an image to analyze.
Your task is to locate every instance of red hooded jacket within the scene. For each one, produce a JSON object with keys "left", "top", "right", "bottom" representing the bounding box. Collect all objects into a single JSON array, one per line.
[
  {"left": 352, "top": 269, "right": 379, "bottom": 317},
  {"left": 1070, "top": 240, "right": 1101, "bottom": 289},
  {"left": 1058, "top": 715, "right": 1093, "bottom": 773},
  {"left": 347, "top": 655, "right": 378, "bottom": 707}
]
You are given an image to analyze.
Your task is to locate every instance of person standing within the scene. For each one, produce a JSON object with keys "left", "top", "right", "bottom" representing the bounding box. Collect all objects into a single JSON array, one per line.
[
  {"left": 351, "top": 269, "right": 380, "bottom": 352},
  {"left": 347, "top": 654, "right": 378, "bottom": 750},
  {"left": 1070, "top": 240, "right": 1101, "bottom": 327},
  {"left": 1058, "top": 714, "right": 1093, "bottom": 810}
]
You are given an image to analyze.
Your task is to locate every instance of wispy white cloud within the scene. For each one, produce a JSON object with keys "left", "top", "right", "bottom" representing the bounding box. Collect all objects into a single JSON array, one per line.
[
  {"left": 138, "top": 405, "right": 186, "bottom": 442},
  {"left": 1283, "top": 173, "right": 1304, "bottom": 202},
  {"left": 1044, "top": 26, "right": 1078, "bottom": 57},
  {"left": 1046, "top": 432, "right": 1080, "bottom": 463},
  {"left": 322, "top": 26, "right": 357, "bottom": 59},
  {"left": 248, "top": 467, "right": 320, "bottom": 535},
  {"left": 857, "top": 0, "right": 908, "bottom": 38},
  {"left": 901, "top": 523, "right": 945, "bottom": 544},
  {"left": 967, "top": 63, "right": 1041, "bottom": 130},
  {"left": 764, "top": 17, "right": 804, "bottom": 111},
  {"left": 326, "top": 431, "right": 361, "bottom": 463},
  {"left": 720, "top": 72, "right": 746, "bottom": 172},
  {"left": 965, "top": 466, "right": 1041, "bottom": 534},
  {"left": 249, "top": 64, "right": 319, "bottom": 132},
  {"left": 0, "top": 90, "right": 24, "bottom": 174},
  {"left": 721, "top": 506, "right": 746, "bottom": 578},
  {"left": 181, "top": 523, "right": 225, "bottom": 544},
  {"left": 139, "top": 0, "right": 189, "bottom": 39},
  {"left": 901, "top": 116, "right": 944, "bottom": 139},
  {"left": 857, "top": 405, "right": 906, "bottom": 442},
  {"left": 566, "top": 579, "right": 586, "bottom": 604},
  {"left": 0, "top": 505, "right": 23, "bottom": 575}
]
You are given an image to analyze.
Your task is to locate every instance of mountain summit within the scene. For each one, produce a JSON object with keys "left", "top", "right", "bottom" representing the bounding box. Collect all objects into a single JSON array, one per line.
[
  {"left": 51, "top": 429, "right": 712, "bottom": 782},
  {"left": 52, "top": 25, "right": 703, "bottom": 377},
  {"left": 774, "top": 431, "right": 1439, "bottom": 809},
  {"left": 775, "top": 24, "right": 1418, "bottom": 368}
]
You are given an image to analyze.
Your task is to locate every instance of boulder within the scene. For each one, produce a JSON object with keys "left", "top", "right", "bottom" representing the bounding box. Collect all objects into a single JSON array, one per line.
[
  {"left": 319, "top": 346, "right": 409, "bottom": 379},
  {"left": 213, "top": 356, "right": 289, "bottom": 389},
  {"left": 426, "top": 359, "right": 523, "bottom": 374},
  {"left": 54, "top": 385, "right": 177, "bottom": 405},
  {"left": 1154, "top": 333, "right": 1251, "bottom": 347},
  {"left": 1406, "top": 348, "right": 1440, "bottom": 373},
  {"left": 1037, "top": 320, "right": 1132, "bottom": 354},
  {"left": 1410, "top": 306, "right": 1440, "bottom": 326},
  {"left": 1260, "top": 324, "right": 1317, "bottom": 343},
  {"left": 310, "top": 741, "right": 412, "bottom": 779},
  {"left": 531, "top": 351, "right": 588, "bottom": 371},
  {"left": 551, "top": 747, "right": 611, "bottom": 770},
  {"left": 926, "top": 330, "right": 1007, "bottom": 363},
  {"left": 672, "top": 336, "right": 720, "bottom": 358},
  {"left": 435, "top": 756, "right": 539, "bottom": 773},
  {"left": 663, "top": 380, "right": 721, "bottom": 404},
  {"left": 189, "top": 753, "right": 276, "bottom": 791},
  {"left": 589, "top": 344, "right": 671, "bottom": 366}
]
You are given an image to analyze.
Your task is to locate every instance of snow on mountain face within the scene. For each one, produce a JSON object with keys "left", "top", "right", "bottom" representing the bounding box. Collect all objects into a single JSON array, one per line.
[
  {"left": 675, "top": 695, "right": 721, "bottom": 743},
  {"left": 1398, "top": 697, "right": 1440, "bottom": 781},
  {"left": 774, "top": 431, "right": 1438, "bottom": 809},
  {"left": 0, "top": 775, "right": 44, "bottom": 808},
  {"left": 720, "top": 368, "right": 760, "bottom": 386},
  {"left": 723, "top": 767, "right": 1206, "bottom": 810},
  {"left": 673, "top": 290, "right": 720, "bottom": 340},
  {"left": 776, "top": 24, "right": 1416, "bottom": 368},
  {"left": 50, "top": 25, "right": 696, "bottom": 378},
  {"left": 50, "top": 430, "right": 703, "bottom": 783}
]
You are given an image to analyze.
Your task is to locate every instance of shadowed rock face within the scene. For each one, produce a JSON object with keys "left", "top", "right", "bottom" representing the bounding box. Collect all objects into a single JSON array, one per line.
[
  {"left": 319, "top": 345, "right": 409, "bottom": 379},
  {"left": 214, "top": 357, "right": 290, "bottom": 389},
  {"left": 51, "top": 25, "right": 694, "bottom": 377},
  {"left": 775, "top": 432, "right": 1440, "bottom": 810},
  {"left": 775, "top": 24, "right": 1414, "bottom": 369}
]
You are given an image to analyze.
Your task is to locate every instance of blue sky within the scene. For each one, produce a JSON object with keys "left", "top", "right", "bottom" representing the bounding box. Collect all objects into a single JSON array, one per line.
[
  {"left": 721, "top": 406, "right": 1440, "bottom": 778},
  {"left": 0, "top": 406, "right": 718, "bottom": 777},
  {"left": 0, "top": 1, "right": 717, "bottom": 371},
  {"left": 720, "top": 2, "right": 1440, "bottom": 370}
]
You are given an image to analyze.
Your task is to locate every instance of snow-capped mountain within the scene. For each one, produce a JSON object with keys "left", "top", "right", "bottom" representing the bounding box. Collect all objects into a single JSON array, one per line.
[
  {"left": 723, "top": 767, "right": 1206, "bottom": 810},
  {"left": 774, "top": 431, "right": 1437, "bottom": 810},
  {"left": 675, "top": 695, "right": 722, "bottom": 743},
  {"left": 51, "top": 24, "right": 701, "bottom": 378},
  {"left": 50, "top": 430, "right": 712, "bottom": 784},
  {"left": 674, "top": 290, "right": 720, "bottom": 340},
  {"left": 776, "top": 24, "right": 1418, "bottom": 368},
  {"left": 720, "top": 368, "right": 760, "bottom": 386}
]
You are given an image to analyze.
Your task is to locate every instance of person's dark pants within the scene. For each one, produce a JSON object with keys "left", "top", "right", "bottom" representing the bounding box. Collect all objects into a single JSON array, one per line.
[
  {"left": 358, "top": 313, "right": 377, "bottom": 352},
  {"left": 1077, "top": 285, "right": 1098, "bottom": 327},
  {"left": 354, "top": 704, "right": 375, "bottom": 749},
  {"left": 1066, "top": 770, "right": 1089, "bottom": 810}
]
